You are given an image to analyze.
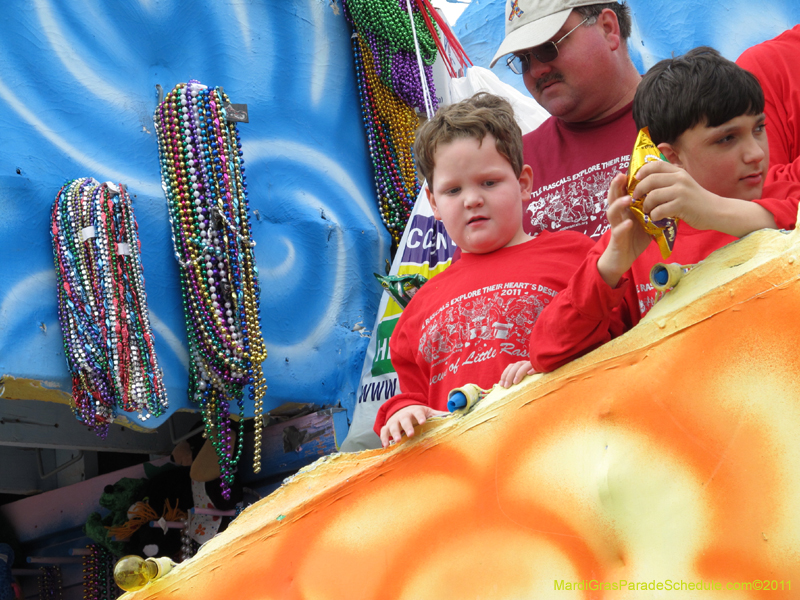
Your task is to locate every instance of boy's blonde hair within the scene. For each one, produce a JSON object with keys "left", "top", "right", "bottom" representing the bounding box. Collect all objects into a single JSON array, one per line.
[{"left": 415, "top": 92, "right": 524, "bottom": 186}]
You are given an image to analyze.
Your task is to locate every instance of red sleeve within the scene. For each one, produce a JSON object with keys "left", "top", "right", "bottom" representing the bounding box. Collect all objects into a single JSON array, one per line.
[
  {"left": 737, "top": 39, "right": 800, "bottom": 183},
  {"left": 765, "top": 162, "right": 800, "bottom": 186},
  {"left": 754, "top": 176, "right": 800, "bottom": 230},
  {"left": 529, "top": 237, "right": 639, "bottom": 373},
  {"left": 373, "top": 314, "right": 430, "bottom": 435},
  {"left": 753, "top": 195, "right": 799, "bottom": 230}
]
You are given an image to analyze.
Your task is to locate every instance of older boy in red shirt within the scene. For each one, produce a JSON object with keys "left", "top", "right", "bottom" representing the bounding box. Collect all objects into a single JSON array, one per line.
[{"left": 527, "top": 47, "right": 799, "bottom": 372}]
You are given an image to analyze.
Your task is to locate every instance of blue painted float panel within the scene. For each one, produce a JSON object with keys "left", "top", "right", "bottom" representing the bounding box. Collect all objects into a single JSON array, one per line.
[{"left": 0, "top": 0, "right": 390, "bottom": 428}]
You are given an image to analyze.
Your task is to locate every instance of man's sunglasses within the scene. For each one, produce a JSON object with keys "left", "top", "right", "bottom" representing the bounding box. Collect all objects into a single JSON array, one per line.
[{"left": 506, "top": 17, "right": 590, "bottom": 74}]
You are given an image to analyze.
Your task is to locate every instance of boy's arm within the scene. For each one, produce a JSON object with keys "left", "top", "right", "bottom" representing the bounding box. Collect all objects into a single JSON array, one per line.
[
  {"left": 530, "top": 177, "right": 648, "bottom": 372},
  {"left": 530, "top": 238, "right": 639, "bottom": 372},
  {"left": 635, "top": 161, "right": 783, "bottom": 236},
  {"left": 373, "top": 323, "right": 446, "bottom": 447},
  {"left": 596, "top": 174, "right": 653, "bottom": 287}
]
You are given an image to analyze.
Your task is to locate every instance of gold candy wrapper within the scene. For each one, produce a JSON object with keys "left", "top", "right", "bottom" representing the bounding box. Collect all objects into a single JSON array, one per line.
[{"left": 626, "top": 127, "right": 679, "bottom": 259}]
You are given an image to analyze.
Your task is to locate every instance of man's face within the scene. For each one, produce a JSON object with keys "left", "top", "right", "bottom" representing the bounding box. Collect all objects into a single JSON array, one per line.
[
  {"left": 520, "top": 11, "right": 617, "bottom": 122},
  {"left": 664, "top": 113, "right": 769, "bottom": 201}
]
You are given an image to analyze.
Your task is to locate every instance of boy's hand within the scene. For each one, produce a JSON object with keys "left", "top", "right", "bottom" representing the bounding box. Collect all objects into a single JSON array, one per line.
[
  {"left": 633, "top": 161, "right": 721, "bottom": 230},
  {"left": 380, "top": 405, "right": 447, "bottom": 448},
  {"left": 596, "top": 173, "right": 651, "bottom": 288},
  {"left": 499, "top": 360, "right": 536, "bottom": 388},
  {"left": 634, "top": 161, "right": 777, "bottom": 237}
]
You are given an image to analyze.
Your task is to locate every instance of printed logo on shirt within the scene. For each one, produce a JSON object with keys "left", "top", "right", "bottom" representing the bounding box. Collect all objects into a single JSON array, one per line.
[
  {"left": 419, "top": 281, "right": 557, "bottom": 386},
  {"left": 525, "top": 155, "right": 630, "bottom": 240},
  {"left": 639, "top": 296, "right": 656, "bottom": 317},
  {"left": 637, "top": 282, "right": 658, "bottom": 319}
]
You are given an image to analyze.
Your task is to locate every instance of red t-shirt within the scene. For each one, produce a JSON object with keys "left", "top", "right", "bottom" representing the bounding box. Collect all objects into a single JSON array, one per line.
[
  {"left": 522, "top": 102, "right": 638, "bottom": 241},
  {"left": 374, "top": 231, "right": 594, "bottom": 433}
]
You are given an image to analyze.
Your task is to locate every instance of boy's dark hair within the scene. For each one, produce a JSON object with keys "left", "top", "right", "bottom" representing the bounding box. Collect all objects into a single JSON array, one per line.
[
  {"left": 575, "top": 2, "right": 632, "bottom": 41},
  {"left": 633, "top": 46, "right": 765, "bottom": 145},
  {"left": 415, "top": 92, "right": 523, "bottom": 186}
]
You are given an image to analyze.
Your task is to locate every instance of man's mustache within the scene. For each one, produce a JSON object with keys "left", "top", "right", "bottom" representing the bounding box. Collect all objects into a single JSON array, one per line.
[{"left": 535, "top": 73, "right": 564, "bottom": 93}]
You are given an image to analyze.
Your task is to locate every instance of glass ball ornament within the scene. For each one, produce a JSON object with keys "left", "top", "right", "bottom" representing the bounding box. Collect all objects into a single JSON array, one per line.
[{"left": 113, "top": 555, "right": 175, "bottom": 592}]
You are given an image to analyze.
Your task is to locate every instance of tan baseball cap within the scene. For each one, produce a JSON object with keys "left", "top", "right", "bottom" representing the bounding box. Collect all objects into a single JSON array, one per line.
[{"left": 490, "top": 0, "right": 600, "bottom": 67}]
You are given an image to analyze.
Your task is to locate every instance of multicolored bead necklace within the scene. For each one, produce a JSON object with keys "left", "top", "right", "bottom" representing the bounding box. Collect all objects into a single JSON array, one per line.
[
  {"left": 352, "top": 32, "right": 420, "bottom": 243},
  {"left": 82, "top": 544, "right": 119, "bottom": 600},
  {"left": 154, "top": 81, "right": 267, "bottom": 499},
  {"left": 38, "top": 565, "right": 63, "bottom": 600},
  {"left": 344, "top": 0, "right": 438, "bottom": 111},
  {"left": 179, "top": 518, "right": 197, "bottom": 562},
  {"left": 51, "top": 179, "right": 168, "bottom": 435},
  {"left": 343, "top": 0, "right": 470, "bottom": 244}
]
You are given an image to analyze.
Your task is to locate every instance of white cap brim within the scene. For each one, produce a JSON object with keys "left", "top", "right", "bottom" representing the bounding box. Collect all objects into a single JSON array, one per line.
[{"left": 489, "top": 7, "right": 573, "bottom": 67}]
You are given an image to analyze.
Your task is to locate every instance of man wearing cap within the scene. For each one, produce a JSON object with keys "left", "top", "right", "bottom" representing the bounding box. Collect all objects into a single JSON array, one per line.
[{"left": 491, "top": 0, "right": 641, "bottom": 240}]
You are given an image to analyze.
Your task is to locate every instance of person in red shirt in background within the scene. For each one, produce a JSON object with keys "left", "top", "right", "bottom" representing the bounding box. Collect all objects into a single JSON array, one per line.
[
  {"left": 516, "top": 47, "right": 799, "bottom": 374},
  {"left": 737, "top": 25, "right": 800, "bottom": 187}
]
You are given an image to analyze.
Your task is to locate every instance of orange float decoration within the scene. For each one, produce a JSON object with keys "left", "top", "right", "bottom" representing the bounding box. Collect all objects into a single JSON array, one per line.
[{"left": 120, "top": 224, "right": 800, "bottom": 598}]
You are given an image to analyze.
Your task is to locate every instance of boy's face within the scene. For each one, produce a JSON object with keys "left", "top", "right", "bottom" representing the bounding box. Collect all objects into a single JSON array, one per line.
[
  {"left": 658, "top": 113, "right": 768, "bottom": 201},
  {"left": 426, "top": 135, "right": 532, "bottom": 254}
]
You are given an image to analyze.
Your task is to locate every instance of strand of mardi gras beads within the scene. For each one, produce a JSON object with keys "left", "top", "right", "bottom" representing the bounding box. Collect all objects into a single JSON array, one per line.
[
  {"left": 38, "top": 566, "right": 63, "bottom": 600},
  {"left": 343, "top": 0, "right": 438, "bottom": 114},
  {"left": 343, "top": 0, "right": 472, "bottom": 240},
  {"left": 83, "top": 544, "right": 118, "bottom": 600},
  {"left": 51, "top": 179, "right": 168, "bottom": 435},
  {"left": 82, "top": 545, "right": 100, "bottom": 600},
  {"left": 352, "top": 33, "right": 420, "bottom": 243},
  {"left": 154, "top": 81, "right": 267, "bottom": 498},
  {"left": 344, "top": 0, "right": 436, "bottom": 243},
  {"left": 344, "top": 0, "right": 438, "bottom": 58}
]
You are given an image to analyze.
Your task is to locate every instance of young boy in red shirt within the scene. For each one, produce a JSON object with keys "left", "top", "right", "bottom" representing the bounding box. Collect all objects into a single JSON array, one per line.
[
  {"left": 526, "top": 47, "right": 799, "bottom": 373},
  {"left": 375, "top": 93, "right": 594, "bottom": 447}
]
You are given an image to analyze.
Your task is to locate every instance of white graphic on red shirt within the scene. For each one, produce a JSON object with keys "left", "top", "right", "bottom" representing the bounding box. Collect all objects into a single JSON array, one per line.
[
  {"left": 526, "top": 157, "right": 630, "bottom": 239},
  {"left": 419, "top": 283, "right": 555, "bottom": 385}
]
